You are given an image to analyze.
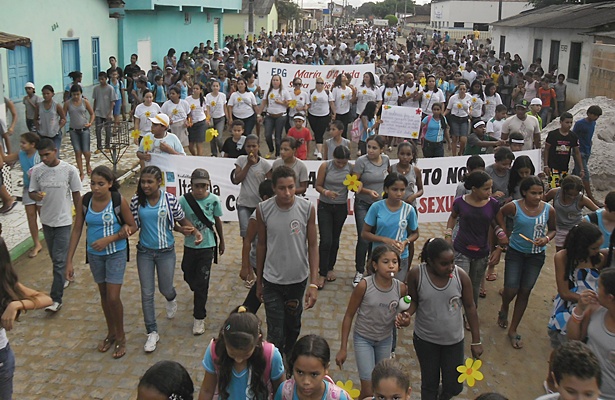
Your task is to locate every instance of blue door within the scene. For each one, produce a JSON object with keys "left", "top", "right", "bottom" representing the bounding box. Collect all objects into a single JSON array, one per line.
[
  {"left": 7, "top": 45, "right": 33, "bottom": 101},
  {"left": 61, "top": 39, "right": 80, "bottom": 89},
  {"left": 91, "top": 37, "right": 100, "bottom": 84}
]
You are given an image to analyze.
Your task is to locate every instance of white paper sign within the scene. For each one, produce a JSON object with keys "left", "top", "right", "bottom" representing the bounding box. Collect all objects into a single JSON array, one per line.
[{"left": 379, "top": 105, "right": 423, "bottom": 139}]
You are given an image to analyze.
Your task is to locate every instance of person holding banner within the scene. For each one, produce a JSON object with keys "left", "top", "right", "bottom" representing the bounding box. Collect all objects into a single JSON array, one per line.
[
  {"left": 307, "top": 78, "right": 334, "bottom": 161},
  {"left": 260, "top": 75, "right": 291, "bottom": 159},
  {"left": 228, "top": 78, "right": 258, "bottom": 137},
  {"left": 331, "top": 73, "right": 356, "bottom": 139},
  {"left": 353, "top": 135, "right": 391, "bottom": 287},
  {"left": 444, "top": 82, "right": 472, "bottom": 156}
]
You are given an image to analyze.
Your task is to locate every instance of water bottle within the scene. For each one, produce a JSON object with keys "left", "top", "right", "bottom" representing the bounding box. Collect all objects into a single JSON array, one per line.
[{"left": 397, "top": 295, "right": 412, "bottom": 313}]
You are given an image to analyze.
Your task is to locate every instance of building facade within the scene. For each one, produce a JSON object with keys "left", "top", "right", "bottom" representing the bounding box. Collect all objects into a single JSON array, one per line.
[
  {"left": 223, "top": 0, "right": 278, "bottom": 38},
  {"left": 430, "top": 0, "right": 531, "bottom": 30}
]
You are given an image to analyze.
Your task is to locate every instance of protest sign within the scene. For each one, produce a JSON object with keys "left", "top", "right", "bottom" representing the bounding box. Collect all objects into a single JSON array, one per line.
[{"left": 379, "top": 105, "right": 423, "bottom": 139}]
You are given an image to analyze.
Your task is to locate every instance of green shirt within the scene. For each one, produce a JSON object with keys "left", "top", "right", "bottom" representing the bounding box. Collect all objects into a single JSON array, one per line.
[
  {"left": 464, "top": 133, "right": 498, "bottom": 155},
  {"left": 179, "top": 193, "right": 223, "bottom": 249},
  {"left": 527, "top": 111, "right": 542, "bottom": 130}
]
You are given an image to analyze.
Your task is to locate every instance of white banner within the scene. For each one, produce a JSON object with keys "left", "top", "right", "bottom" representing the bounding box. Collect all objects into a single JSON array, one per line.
[
  {"left": 257, "top": 61, "right": 375, "bottom": 92},
  {"left": 149, "top": 150, "right": 541, "bottom": 224},
  {"left": 379, "top": 105, "right": 423, "bottom": 139}
]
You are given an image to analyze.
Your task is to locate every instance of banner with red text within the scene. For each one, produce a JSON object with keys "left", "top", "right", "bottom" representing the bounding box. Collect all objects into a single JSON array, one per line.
[
  {"left": 150, "top": 150, "right": 541, "bottom": 224},
  {"left": 257, "top": 61, "right": 375, "bottom": 92}
]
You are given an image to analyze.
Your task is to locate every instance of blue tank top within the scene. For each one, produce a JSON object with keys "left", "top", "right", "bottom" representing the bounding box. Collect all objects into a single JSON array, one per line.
[
  {"left": 180, "top": 83, "right": 188, "bottom": 99},
  {"left": 509, "top": 200, "right": 550, "bottom": 254},
  {"left": 18, "top": 150, "right": 40, "bottom": 188},
  {"left": 155, "top": 84, "right": 166, "bottom": 103},
  {"left": 85, "top": 199, "right": 126, "bottom": 256},
  {"left": 248, "top": 84, "right": 262, "bottom": 105}
]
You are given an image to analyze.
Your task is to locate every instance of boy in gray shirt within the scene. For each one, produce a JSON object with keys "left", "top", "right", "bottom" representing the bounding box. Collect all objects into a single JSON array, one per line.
[{"left": 92, "top": 71, "right": 117, "bottom": 151}]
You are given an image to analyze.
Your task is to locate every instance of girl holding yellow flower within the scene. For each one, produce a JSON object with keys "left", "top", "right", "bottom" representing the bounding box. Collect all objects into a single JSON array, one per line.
[
  {"left": 420, "top": 74, "right": 446, "bottom": 118},
  {"left": 133, "top": 90, "right": 161, "bottom": 145},
  {"left": 444, "top": 82, "right": 472, "bottom": 156},
  {"left": 228, "top": 78, "right": 258, "bottom": 137},
  {"left": 205, "top": 81, "right": 228, "bottom": 157},
  {"left": 469, "top": 80, "right": 486, "bottom": 120},
  {"left": 160, "top": 87, "right": 191, "bottom": 150},
  {"left": 286, "top": 78, "right": 309, "bottom": 132}
]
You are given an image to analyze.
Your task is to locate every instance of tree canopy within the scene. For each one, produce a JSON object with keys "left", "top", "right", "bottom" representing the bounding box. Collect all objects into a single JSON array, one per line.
[
  {"left": 356, "top": 0, "right": 416, "bottom": 19},
  {"left": 276, "top": 0, "right": 301, "bottom": 22}
]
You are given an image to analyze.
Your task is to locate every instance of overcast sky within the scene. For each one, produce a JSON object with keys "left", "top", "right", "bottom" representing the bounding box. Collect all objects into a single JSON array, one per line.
[{"left": 301, "top": 0, "right": 431, "bottom": 9}]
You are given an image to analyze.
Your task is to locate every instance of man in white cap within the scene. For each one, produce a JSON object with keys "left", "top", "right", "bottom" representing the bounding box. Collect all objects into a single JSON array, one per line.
[
  {"left": 136, "top": 114, "right": 185, "bottom": 162},
  {"left": 529, "top": 97, "right": 543, "bottom": 129},
  {"left": 464, "top": 120, "right": 506, "bottom": 155},
  {"left": 23, "top": 82, "right": 40, "bottom": 132}
]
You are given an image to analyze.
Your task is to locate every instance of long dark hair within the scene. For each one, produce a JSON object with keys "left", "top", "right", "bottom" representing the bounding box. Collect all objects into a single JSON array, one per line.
[
  {"left": 361, "top": 72, "right": 376, "bottom": 88},
  {"left": 361, "top": 101, "right": 377, "bottom": 120},
  {"left": 470, "top": 79, "right": 484, "bottom": 101},
  {"left": 139, "top": 360, "right": 194, "bottom": 400},
  {"left": 288, "top": 334, "right": 330, "bottom": 373},
  {"left": 91, "top": 165, "right": 119, "bottom": 192},
  {"left": 508, "top": 155, "right": 535, "bottom": 197},
  {"left": 562, "top": 222, "right": 604, "bottom": 281},
  {"left": 136, "top": 166, "right": 163, "bottom": 206},
  {"left": 0, "top": 237, "right": 31, "bottom": 318},
  {"left": 215, "top": 307, "right": 267, "bottom": 400}
]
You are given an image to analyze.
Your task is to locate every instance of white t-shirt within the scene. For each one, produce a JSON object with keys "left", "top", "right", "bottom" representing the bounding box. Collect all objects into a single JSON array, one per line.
[
  {"left": 288, "top": 89, "right": 309, "bottom": 117},
  {"left": 486, "top": 117, "right": 505, "bottom": 140},
  {"left": 501, "top": 114, "right": 541, "bottom": 150},
  {"left": 462, "top": 69, "right": 477, "bottom": 83},
  {"left": 332, "top": 86, "right": 353, "bottom": 114},
  {"left": 308, "top": 89, "right": 333, "bottom": 117},
  {"left": 161, "top": 99, "right": 191, "bottom": 124},
  {"left": 421, "top": 89, "right": 445, "bottom": 115},
  {"left": 469, "top": 94, "right": 485, "bottom": 118},
  {"left": 356, "top": 85, "right": 382, "bottom": 115},
  {"left": 381, "top": 86, "right": 399, "bottom": 106},
  {"left": 264, "top": 88, "right": 291, "bottom": 115},
  {"left": 483, "top": 94, "right": 503, "bottom": 122},
  {"left": 228, "top": 91, "right": 257, "bottom": 119},
  {"left": 447, "top": 93, "right": 472, "bottom": 117},
  {"left": 205, "top": 92, "right": 227, "bottom": 119},
  {"left": 399, "top": 83, "right": 421, "bottom": 108},
  {"left": 134, "top": 102, "right": 161, "bottom": 134},
  {"left": 185, "top": 96, "right": 206, "bottom": 123}
]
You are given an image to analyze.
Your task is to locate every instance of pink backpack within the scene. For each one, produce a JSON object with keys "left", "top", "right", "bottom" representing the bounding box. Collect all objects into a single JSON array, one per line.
[
  {"left": 209, "top": 339, "right": 275, "bottom": 400},
  {"left": 280, "top": 375, "right": 350, "bottom": 400},
  {"left": 350, "top": 117, "right": 362, "bottom": 143}
]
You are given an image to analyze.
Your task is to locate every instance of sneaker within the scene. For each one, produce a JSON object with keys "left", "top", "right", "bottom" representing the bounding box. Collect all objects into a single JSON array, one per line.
[
  {"left": 166, "top": 298, "right": 178, "bottom": 319},
  {"left": 313, "top": 149, "right": 318, "bottom": 157},
  {"left": 193, "top": 319, "right": 205, "bottom": 335},
  {"left": 144, "top": 331, "right": 159, "bottom": 353},
  {"left": 352, "top": 272, "right": 363, "bottom": 287},
  {"left": 316, "top": 152, "right": 323, "bottom": 160},
  {"left": 391, "top": 351, "right": 396, "bottom": 359},
  {"left": 45, "top": 302, "right": 62, "bottom": 312},
  {"left": 64, "top": 280, "right": 70, "bottom": 289}
]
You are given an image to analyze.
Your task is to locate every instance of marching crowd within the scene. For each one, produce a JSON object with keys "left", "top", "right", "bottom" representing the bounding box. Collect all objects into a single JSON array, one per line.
[{"left": 0, "top": 23, "right": 614, "bottom": 400}]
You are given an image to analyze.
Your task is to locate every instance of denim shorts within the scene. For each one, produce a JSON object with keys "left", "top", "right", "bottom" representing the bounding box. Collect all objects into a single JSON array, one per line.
[
  {"left": 504, "top": 247, "right": 546, "bottom": 290},
  {"left": 69, "top": 128, "right": 91, "bottom": 153},
  {"left": 237, "top": 205, "right": 256, "bottom": 238},
  {"left": 88, "top": 248, "right": 128, "bottom": 284},
  {"left": 113, "top": 99, "right": 121, "bottom": 116},
  {"left": 0, "top": 344, "right": 15, "bottom": 400},
  {"left": 353, "top": 331, "right": 392, "bottom": 381}
]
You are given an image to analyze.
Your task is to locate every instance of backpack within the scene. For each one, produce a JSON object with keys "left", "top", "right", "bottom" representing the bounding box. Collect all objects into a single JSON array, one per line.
[
  {"left": 349, "top": 117, "right": 362, "bottom": 143},
  {"left": 208, "top": 339, "right": 276, "bottom": 400},
  {"left": 82, "top": 191, "right": 129, "bottom": 262},
  {"left": 280, "top": 375, "right": 350, "bottom": 400}
]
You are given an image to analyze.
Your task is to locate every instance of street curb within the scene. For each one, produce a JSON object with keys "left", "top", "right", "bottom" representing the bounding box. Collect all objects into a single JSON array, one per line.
[{"left": 10, "top": 162, "right": 141, "bottom": 262}]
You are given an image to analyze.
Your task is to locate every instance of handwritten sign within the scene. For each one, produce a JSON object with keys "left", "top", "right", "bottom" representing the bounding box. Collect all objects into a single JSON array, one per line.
[{"left": 379, "top": 105, "right": 422, "bottom": 139}]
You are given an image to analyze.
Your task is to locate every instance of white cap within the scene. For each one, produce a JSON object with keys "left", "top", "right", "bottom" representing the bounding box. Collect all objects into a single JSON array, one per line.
[
  {"left": 25, "top": 82, "right": 35, "bottom": 89},
  {"left": 530, "top": 98, "right": 542, "bottom": 106},
  {"left": 149, "top": 113, "right": 170, "bottom": 128},
  {"left": 473, "top": 120, "right": 486, "bottom": 129}
]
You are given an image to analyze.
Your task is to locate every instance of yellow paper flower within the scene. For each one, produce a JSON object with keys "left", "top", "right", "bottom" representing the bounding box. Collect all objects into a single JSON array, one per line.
[
  {"left": 131, "top": 129, "right": 141, "bottom": 139},
  {"left": 472, "top": 97, "right": 477, "bottom": 103},
  {"left": 405, "top": 91, "right": 411, "bottom": 96},
  {"left": 420, "top": 77, "right": 427, "bottom": 86},
  {"left": 362, "top": 89, "right": 367, "bottom": 94},
  {"left": 206, "top": 128, "right": 219, "bottom": 142},
  {"left": 211, "top": 101, "right": 217, "bottom": 107},
  {"left": 190, "top": 104, "right": 196, "bottom": 110},
  {"left": 145, "top": 111, "right": 151, "bottom": 117},
  {"left": 341, "top": 94, "right": 346, "bottom": 100},
  {"left": 343, "top": 174, "right": 360, "bottom": 192},
  {"left": 384, "top": 105, "right": 392, "bottom": 110},
  {"left": 426, "top": 93, "right": 431, "bottom": 99},
  {"left": 269, "top": 93, "right": 275, "bottom": 99},
  {"left": 142, "top": 135, "right": 154, "bottom": 152},
  {"left": 457, "top": 358, "right": 484, "bottom": 387},
  {"left": 457, "top": 103, "right": 463, "bottom": 109},
  {"left": 486, "top": 100, "right": 491, "bottom": 105},
  {"left": 172, "top": 108, "right": 179, "bottom": 115},
  {"left": 438, "top": 78, "right": 443, "bottom": 86},
  {"left": 411, "top": 131, "right": 419, "bottom": 138},
  {"left": 288, "top": 99, "right": 298, "bottom": 108},
  {"left": 460, "top": 65, "right": 465, "bottom": 71},
  {"left": 313, "top": 96, "right": 318, "bottom": 102},
  {"left": 237, "top": 97, "right": 243, "bottom": 102},
  {"left": 386, "top": 91, "right": 392, "bottom": 97},
  {"left": 336, "top": 380, "right": 360, "bottom": 399}
]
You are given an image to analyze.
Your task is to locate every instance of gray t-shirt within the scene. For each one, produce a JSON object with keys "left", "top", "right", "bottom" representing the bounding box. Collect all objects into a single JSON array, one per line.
[
  {"left": 29, "top": 160, "right": 82, "bottom": 227},
  {"left": 554, "top": 190, "right": 582, "bottom": 231},
  {"left": 320, "top": 160, "right": 352, "bottom": 205},
  {"left": 235, "top": 156, "right": 271, "bottom": 208},
  {"left": 259, "top": 196, "right": 313, "bottom": 285},
  {"left": 92, "top": 84, "right": 117, "bottom": 118},
  {"left": 325, "top": 137, "right": 351, "bottom": 160},
  {"left": 355, "top": 154, "right": 390, "bottom": 204},
  {"left": 587, "top": 308, "right": 615, "bottom": 400},
  {"left": 23, "top": 95, "right": 40, "bottom": 119},
  {"left": 272, "top": 158, "right": 308, "bottom": 184},
  {"left": 485, "top": 164, "right": 510, "bottom": 205},
  {"left": 354, "top": 275, "right": 402, "bottom": 341},
  {"left": 67, "top": 100, "right": 89, "bottom": 129}
]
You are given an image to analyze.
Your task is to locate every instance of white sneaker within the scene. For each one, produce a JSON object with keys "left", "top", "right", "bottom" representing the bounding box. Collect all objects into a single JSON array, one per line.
[
  {"left": 313, "top": 149, "right": 318, "bottom": 157},
  {"left": 166, "top": 298, "right": 178, "bottom": 319},
  {"left": 45, "top": 302, "right": 62, "bottom": 312},
  {"left": 316, "top": 152, "right": 323, "bottom": 160},
  {"left": 144, "top": 331, "right": 159, "bottom": 353},
  {"left": 352, "top": 272, "right": 363, "bottom": 287},
  {"left": 193, "top": 319, "right": 205, "bottom": 335},
  {"left": 64, "top": 280, "right": 70, "bottom": 289}
]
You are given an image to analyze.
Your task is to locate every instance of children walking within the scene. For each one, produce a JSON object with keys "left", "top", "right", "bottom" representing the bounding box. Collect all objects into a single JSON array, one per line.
[
  {"left": 272, "top": 137, "right": 309, "bottom": 196},
  {"left": 544, "top": 112, "right": 584, "bottom": 182},
  {"left": 64, "top": 84, "right": 95, "bottom": 180},
  {"left": 179, "top": 169, "right": 225, "bottom": 336},
  {"left": 323, "top": 120, "right": 350, "bottom": 161},
  {"left": 198, "top": 307, "right": 285, "bottom": 400},
  {"left": 336, "top": 245, "right": 411, "bottom": 399},
  {"left": 406, "top": 238, "right": 482, "bottom": 400},
  {"left": 286, "top": 114, "right": 312, "bottom": 161}
]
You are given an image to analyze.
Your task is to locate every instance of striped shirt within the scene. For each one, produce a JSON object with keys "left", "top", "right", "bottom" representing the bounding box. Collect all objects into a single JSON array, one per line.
[{"left": 130, "top": 190, "right": 185, "bottom": 249}]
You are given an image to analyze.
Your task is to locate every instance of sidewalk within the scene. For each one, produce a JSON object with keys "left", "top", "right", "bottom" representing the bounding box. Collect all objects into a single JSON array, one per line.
[{"left": 1, "top": 134, "right": 140, "bottom": 259}]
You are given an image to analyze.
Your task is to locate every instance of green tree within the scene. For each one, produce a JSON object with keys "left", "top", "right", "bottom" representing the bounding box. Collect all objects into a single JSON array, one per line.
[
  {"left": 357, "top": 1, "right": 375, "bottom": 18},
  {"left": 385, "top": 14, "right": 398, "bottom": 26},
  {"left": 276, "top": 0, "right": 301, "bottom": 23}
]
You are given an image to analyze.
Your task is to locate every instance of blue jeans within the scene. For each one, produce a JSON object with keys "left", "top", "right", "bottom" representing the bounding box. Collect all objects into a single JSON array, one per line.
[
  {"left": 354, "top": 199, "right": 372, "bottom": 273},
  {"left": 353, "top": 332, "right": 392, "bottom": 380},
  {"left": 413, "top": 333, "right": 464, "bottom": 400},
  {"left": 136, "top": 244, "right": 177, "bottom": 334},
  {"left": 0, "top": 344, "right": 15, "bottom": 400},
  {"left": 264, "top": 114, "right": 287, "bottom": 156},
  {"left": 454, "top": 252, "right": 489, "bottom": 306},
  {"left": 237, "top": 205, "right": 256, "bottom": 238},
  {"left": 95, "top": 116, "right": 112, "bottom": 149},
  {"left": 69, "top": 128, "right": 91, "bottom": 153},
  {"left": 504, "top": 247, "right": 546, "bottom": 290},
  {"left": 43, "top": 225, "right": 71, "bottom": 303}
]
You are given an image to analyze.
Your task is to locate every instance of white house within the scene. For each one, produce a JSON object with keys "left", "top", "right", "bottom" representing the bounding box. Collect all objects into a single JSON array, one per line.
[
  {"left": 430, "top": 0, "right": 531, "bottom": 30},
  {"left": 492, "top": 2, "right": 615, "bottom": 107}
]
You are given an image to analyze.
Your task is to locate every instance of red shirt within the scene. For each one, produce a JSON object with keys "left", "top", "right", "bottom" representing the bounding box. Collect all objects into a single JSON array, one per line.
[
  {"left": 287, "top": 127, "right": 313, "bottom": 160},
  {"left": 538, "top": 87, "right": 556, "bottom": 107}
]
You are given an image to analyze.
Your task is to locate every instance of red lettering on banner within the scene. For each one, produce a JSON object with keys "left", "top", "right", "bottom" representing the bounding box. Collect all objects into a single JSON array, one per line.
[
  {"left": 293, "top": 70, "right": 322, "bottom": 79},
  {"left": 418, "top": 196, "right": 454, "bottom": 214}
]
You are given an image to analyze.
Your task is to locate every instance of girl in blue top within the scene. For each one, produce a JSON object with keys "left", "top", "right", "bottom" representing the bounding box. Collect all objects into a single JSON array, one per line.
[
  {"left": 420, "top": 103, "right": 450, "bottom": 158},
  {"left": 129, "top": 165, "right": 202, "bottom": 353},
  {"left": 199, "top": 307, "right": 285, "bottom": 400},
  {"left": 2, "top": 132, "right": 42, "bottom": 257},
  {"left": 494, "top": 176, "right": 556, "bottom": 349},
  {"left": 65, "top": 166, "right": 137, "bottom": 359},
  {"left": 357, "top": 101, "right": 381, "bottom": 157}
]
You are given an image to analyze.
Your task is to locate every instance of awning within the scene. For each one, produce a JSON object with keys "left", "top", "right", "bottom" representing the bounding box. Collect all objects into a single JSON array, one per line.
[{"left": 0, "top": 32, "right": 31, "bottom": 50}]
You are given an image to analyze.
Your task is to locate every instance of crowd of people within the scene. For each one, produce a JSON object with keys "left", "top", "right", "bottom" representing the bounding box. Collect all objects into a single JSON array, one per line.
[{"left": 0, "top": 23, "right": 614, "bottom": 400}]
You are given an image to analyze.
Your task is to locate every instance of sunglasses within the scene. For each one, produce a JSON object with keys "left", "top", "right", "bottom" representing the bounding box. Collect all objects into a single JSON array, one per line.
[{"left": 316, "top": 82, "right": 324, "bottom": 84}]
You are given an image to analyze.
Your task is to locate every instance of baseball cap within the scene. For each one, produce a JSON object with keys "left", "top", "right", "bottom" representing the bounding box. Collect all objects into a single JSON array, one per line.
[
  {"left": 25, "top": 82, "right": 35, "bottom": 89},
  {"left": 515, "top": 99, "right": 529, "bottom": 109},
  {"left": 530, "top": 98, "right": 542, "bottom": 106},
  {"left": 191, "top": 168, "right": 211, "bottom": 185},
  {"left": 151, "top": 61, "right": 158, "bottom": 66},
  {"left": 149, "top": 113, "right": 170, "bottom": 128},
  {"left": 222, "top": 48, "right": 229, "bottom": 53},
  {"left": 473, "top": 120, "right": 486, "bottom": 129}
]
